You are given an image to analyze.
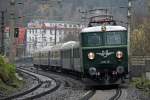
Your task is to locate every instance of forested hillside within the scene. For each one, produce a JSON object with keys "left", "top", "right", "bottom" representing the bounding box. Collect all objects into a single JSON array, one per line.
[{"left": 0, "top": 0, "right": 128, "bottom": 25}]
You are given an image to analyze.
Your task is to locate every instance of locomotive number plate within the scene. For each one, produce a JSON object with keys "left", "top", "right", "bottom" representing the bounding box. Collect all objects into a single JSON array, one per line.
[{"left": 100, "top": 60, "right": 110, "bottom": 64}]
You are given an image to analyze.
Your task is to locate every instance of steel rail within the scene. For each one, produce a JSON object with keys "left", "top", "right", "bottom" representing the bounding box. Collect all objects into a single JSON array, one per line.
[
  {"left": 109, "top": 88, "right": 122, "bottom": 100},
  {"left": 79, "top": 90, "right": 96, "bottom": 100}
]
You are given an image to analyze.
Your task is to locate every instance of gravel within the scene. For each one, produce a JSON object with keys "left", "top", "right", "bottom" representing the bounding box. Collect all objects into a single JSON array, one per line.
[
  {"left": 34, "top": 71, "right": 88, "bottom": 100},
  {"left": 126, "top": 85, "right": 150, "bottom": 100},
  {"left": 13, "top": 72, "right": 38, "bottom": 94},
  {"left": 41, "top": 88, "right": 86, "bottom": 100}
]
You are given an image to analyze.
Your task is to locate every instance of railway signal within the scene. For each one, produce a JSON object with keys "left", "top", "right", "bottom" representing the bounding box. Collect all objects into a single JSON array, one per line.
[{"left": 14, "top": 27, "right": 19, "bottom": 37}]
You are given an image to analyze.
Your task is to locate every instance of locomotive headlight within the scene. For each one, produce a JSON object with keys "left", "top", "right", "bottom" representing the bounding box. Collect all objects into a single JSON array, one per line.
[
  {"left": 116, "top": 66, "right": 124, "bottom": 74},
  {"left": 89, "top": 67, "right": 96, "bottom": 76},
  {"left": 116, "top": 51, "right": 123, "bottom": 59},
  {"left": 88, "top": 52, "right": 95, "bottom": 60}
]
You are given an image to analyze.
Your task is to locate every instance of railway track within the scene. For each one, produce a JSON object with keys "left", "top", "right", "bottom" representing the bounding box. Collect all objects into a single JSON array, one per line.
[
  {"left": 17, "top": 65, "right": 125, "bottom": 100},
  {"left": 10, "top": 64, "right": 126, "bottom": 100},
  {"left": 0, "top": 67, "right": 60, "bottom": 100},
  {"left": 19, "top": 65, "right": 94, "bottom": 100}
]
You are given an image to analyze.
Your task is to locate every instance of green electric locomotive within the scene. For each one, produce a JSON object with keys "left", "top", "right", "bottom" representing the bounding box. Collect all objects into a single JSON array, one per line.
[{"left": 80, "top": 25, "right": 128, "bottom": 84}]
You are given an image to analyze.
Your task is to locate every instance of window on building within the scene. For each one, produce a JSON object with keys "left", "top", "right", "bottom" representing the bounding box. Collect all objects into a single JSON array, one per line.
[
  {"left": 30, "top": 29, "right": 32, "bottom": 34},
  {"left": 50, "top": 29, "right": 52, "bottom": 33},
  {"left": 27, "top": 30, "right": 30, "bottom": 34},
  {"left": 35, "top": 29, "right": 37, "bottom": 33},
  {"left": 73, "top": 25, "right": 76, "bottom": 28},
  {"left": 30, "top": 37, "right": 32, "bottom": 42},
  {"left": 64, "top": 24, "right": 67, "bottom": 28},
  {"left": 59, "top": 30, "right": 62, "bottom": 35},
  {"left": 49, "top": 37, "right": 53, "bottom": 42},
  {"left": 32, "top": 37, "right": 34, "bottom": 41},
  {"left": 33, "top": 29, "right": 34, "bottom": 34},
  {"left": 69, "top": 24, "right": 72, "bottom": 28},
  {"left": 37, "top": 29, "right": 40, "bottom": 33},
  {"left": 59, "top": 37, "right": 62, "bottom": 42},
  {"left": 29, "top": 29, "right": 31, "bottom": 34}
]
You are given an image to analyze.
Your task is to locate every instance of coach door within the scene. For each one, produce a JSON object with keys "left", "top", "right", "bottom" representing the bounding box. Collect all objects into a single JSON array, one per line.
[
  {"left": 70, "top": 47, "right": 75, "bottom": 71},
  {"left": 48, "top": 51, "right": 51, "bottom": 66}
]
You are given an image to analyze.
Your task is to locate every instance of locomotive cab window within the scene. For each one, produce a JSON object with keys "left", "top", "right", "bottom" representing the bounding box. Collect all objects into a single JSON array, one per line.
[
  {"left": 82, "top": 33, "right": 102, "bottom": 46},
  {"left": 104, "top": 31, "right": 127, "bottom": 45},
  {"left": 87, "top": 34, "right": 102, "bottom": 45},
  {"left": 81, "top": 31, "right": 127, "bottom": 47}
]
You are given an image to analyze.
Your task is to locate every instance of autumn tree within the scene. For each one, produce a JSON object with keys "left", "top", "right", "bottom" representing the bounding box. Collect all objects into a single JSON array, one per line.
[{"left": 131, "top": 19, "right": 150, "bottom": 56}]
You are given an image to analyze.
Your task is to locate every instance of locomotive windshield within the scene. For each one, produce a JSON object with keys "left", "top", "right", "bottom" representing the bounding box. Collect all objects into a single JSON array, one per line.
[
  {"left": 82, "top": 31, "right": 127, "bottom": 47},
  {"left": 87, "top": 33, "right": 102, "bottom": 45}
]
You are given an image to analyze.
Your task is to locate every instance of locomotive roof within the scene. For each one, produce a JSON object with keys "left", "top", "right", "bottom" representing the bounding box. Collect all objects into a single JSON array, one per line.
[{"left": 81, "top": 25, "right": 126, "bottom": 33}]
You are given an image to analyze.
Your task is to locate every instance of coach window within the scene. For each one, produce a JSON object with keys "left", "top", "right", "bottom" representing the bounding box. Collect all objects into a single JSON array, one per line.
[
  {"left": 73, "top": 48, "right": 79, "bottom": 58},
  {"left": 63, "top": 50, "right": 65, "bottom": 58}
]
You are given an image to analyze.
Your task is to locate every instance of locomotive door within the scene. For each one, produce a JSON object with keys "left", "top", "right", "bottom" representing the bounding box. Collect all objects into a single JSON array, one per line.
[{"left": 70, "top": 47, "right": 75, "bottom": 71}]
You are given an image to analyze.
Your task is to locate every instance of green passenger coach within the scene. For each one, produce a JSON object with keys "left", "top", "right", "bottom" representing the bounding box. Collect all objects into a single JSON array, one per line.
[{"left": 80, "top": 25, "right": 128, "bottom": 84}]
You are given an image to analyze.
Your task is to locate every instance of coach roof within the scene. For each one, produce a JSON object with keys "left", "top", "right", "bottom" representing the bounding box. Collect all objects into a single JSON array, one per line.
[
  {"left": 61, "top": 41, "right": 79, "bottom": 50},
  {"left": 81, "top": 25, "right": 126, "bottom": 33}
]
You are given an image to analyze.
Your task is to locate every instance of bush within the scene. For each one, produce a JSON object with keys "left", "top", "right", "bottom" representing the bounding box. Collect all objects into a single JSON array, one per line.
[
  {"left": 132, "top": 76, "right": 150, "bottom": 92},
  {"left": 0, "top": 55, "right": 24, "bottom": 95},
  {"left": 0, "top": 55, "right": 17, "bottom": 86}
]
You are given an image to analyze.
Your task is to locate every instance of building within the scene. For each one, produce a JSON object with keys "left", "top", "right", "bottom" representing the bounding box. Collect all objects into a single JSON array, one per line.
[
  {"left": 16, "top": 27, "right": 26, "bottom": 57},
  {"left": 26, "top": 20, "right": 85, "bottom": 55},
  {"left": 3, "top": 27, "right": 26, "bottom": 57}
]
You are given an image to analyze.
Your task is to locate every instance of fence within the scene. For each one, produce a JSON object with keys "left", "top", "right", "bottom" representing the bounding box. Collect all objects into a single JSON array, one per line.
[{"left": 130, "top": 56, "right": 150, "bottom": 78}]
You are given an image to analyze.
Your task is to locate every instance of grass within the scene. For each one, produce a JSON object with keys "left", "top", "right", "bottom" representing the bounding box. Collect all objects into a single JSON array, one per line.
[
  {"left": 131, "top": 75, "right": 150, "bottom": 96},
  {"left": 0, "top": 55, "right": 24, "bottom": 95},
  {"left": 0, "top": 78, "right": 24, "bottom": 95}
]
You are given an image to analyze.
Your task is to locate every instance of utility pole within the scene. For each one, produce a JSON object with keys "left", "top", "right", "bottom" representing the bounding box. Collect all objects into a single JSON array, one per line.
[
  {"left": 54, "top": 25, "right": 57, "bottom": 45},
  {"left": 128, "top": 0, "right": 132, "bottom": 80},
  {"left": 1, "top": 11, "right": 5, "bottom": 55},
  {"left": 9, "top": 0, "right": 16, "bottom": 63},
  {"left": 128, "top": 0, "right": 132, "bottom": 57}
]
